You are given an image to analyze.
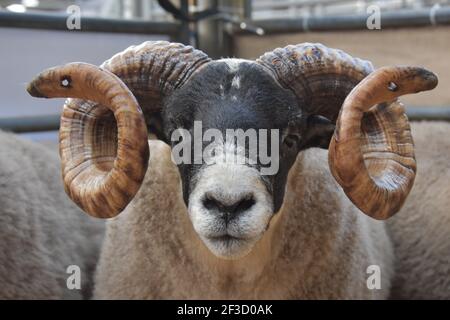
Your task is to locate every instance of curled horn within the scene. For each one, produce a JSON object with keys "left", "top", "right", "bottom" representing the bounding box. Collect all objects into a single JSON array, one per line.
[
  {"left": 256, "top": 43, "right": 374, "bottom": 122},
  {"left": 329, "top": 66, "right": 438, "bottom": 219},
  {"left": 257, "top": 43, "right": 438, "bottom": 219},
  {"left": 27, "top": 41, "right": 210, "bottom": 218}
]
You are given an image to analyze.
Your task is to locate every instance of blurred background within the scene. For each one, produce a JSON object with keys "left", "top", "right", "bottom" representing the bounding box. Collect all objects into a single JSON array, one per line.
[{"left": 0, "top": 0, "right": 449, "bottom": 142}]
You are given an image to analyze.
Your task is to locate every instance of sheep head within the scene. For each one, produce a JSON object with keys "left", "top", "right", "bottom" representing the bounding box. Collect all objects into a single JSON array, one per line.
[{"left": 27, "top": 41, "right": 437, "bottom": 259}]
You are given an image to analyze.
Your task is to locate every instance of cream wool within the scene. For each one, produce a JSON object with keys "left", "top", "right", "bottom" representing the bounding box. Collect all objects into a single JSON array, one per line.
[
  {"left": 0, "top": 131, "right": 104, "bottom": 299},
  {"left": 388, "top": 121, "right": 450, "bottom": 299}
]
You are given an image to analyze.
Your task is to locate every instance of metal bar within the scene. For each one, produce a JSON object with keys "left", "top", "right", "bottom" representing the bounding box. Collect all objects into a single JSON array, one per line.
[
  {"left": 0, "top": 114, "right": 60, "bottom": 133},
  {"left": 0, "top": 11, "right": 180, "bottom": 35},
  {"left": 243, "top": 0, "right": 253, "bottom": 19},
  {"left": 407, "top": 107, "right": 450, "bottom": 121},
  {"left": 253, "top": 0, "right": 354, "bottom": 10},
  {"left": 1, "top": 108, "right": 450, "bottom": 133},
  {"left": 197, "top": 0, "right": 229, "bottom": 58},
  {"left": 235, "top": 7, "right": 450, "bottom": 34},
  {"left": 177, "top": 0, "right": 191, "bottom": 45}
]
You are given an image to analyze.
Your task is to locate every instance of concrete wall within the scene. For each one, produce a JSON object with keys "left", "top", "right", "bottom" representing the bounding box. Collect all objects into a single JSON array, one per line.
[{"left": 233, "top": 26, "right": 450, "bottom": 107}]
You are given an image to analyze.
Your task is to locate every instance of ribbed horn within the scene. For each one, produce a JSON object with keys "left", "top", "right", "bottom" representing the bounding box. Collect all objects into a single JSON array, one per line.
[
  {"left": 28, "top": 41, "right": 210, "bottom": 218},
  {"left": 329, "top": 66, "right": 438, "bottom": 219},
  {"left": 257, "top": 43, "right": 438, "bottom": 219},
  {"left": 27, "top": 62, "right": 149, "bottom": 218},
  {"left": 256, "top": 43, "right": 374, "bottom": 122}
]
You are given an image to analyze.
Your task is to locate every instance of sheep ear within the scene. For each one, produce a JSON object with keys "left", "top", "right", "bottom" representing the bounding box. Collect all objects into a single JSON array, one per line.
[{"left": 301, "top": 115, "right": 335, "bottom": 149}]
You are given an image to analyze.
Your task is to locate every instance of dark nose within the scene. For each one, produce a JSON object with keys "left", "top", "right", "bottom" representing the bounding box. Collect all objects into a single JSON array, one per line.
[{"left": 202, "top": 193, "right": 256, "bottom": 222}]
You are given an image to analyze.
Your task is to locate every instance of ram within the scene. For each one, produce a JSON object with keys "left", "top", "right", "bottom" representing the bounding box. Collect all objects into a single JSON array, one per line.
[
  {"left": 0, "top": 130, "right": 104, "bottom": 299},
  {"left": 27, "top": 41, "right": 449, "bottom": 299}
]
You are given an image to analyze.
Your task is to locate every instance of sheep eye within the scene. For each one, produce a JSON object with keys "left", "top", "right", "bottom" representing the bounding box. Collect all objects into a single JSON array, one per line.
[
  {"left": 284, "top": 135, "right": 299, "bottom": 149},
  {"left": 61, "top": 76, "right": 71, "bottom": 88}
]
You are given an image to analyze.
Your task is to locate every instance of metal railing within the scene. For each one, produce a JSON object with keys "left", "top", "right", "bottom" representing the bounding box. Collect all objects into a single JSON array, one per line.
[
  {"left": 1, "top": 107, "right": 450, "bottom": 134},
  {"left": 0, "top": 11, "right": 180, "bottom": 36},
  {"left": 0, "top": 114, "right": 60, "bottom": 133},
  {"left": 236, "top": 6, "right": 450, "bottom": 34},
  {"left": 251, "top": 0, "right": 450, "bottom": 20}
]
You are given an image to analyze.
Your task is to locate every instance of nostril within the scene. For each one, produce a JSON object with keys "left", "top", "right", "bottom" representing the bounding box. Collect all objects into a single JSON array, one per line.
[
  {"left": 202, "top": 193, "right": 256, "bottom": 219},
  {"left": 203, "top": 196, "right": 222, "bottom": 211},
  {"left": 234, "top": 196, "right": 255, "bottom": 213}
]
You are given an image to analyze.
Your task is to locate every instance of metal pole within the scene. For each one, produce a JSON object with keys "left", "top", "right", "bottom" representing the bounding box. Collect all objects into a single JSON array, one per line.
[
  {"left": 243, "top": 0, "right": 252, "bottom": 19},
  {"left": 2, "top": 107, "right": 450, "bottom": 133},
  {"left": 0, "top": 115, "right": 60, "bottom": 133},
  {"left": 0, "top": 11, "right": 180, "bottom": 35},
  {"left": 234, "top": 7, "right": 450, "bottom": 34},
  {"left": 197, "top": 0, "right": 235, "bottom": 58},
  {"left": 177, "top": 0, "right": 191, "bottom": 45},
  {"left": 132, "top": 0, "right": 144, "bottom": 19},
  {"left": 407, "top": 107, "right": 450, "bottom": 121}
]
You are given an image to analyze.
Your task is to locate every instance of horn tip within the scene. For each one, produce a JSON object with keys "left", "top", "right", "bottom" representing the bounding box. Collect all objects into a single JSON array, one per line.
[
  {"left": 417, "top": 68, "right": 438, "bottom": 91},
  {"left": 26, "top": 82, "right": 47, "bottom": 98}
]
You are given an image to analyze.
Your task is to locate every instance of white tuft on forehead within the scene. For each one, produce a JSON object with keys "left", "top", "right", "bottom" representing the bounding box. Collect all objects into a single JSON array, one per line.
[
  {"left": 217, "top": 58, "right": 253, "bottom": 73},
  {"left": 217, "top": 58, "right": 253, "bottom": 90},
  {"left": 231, "top": 75, "right": 240, "bottom": 89}
]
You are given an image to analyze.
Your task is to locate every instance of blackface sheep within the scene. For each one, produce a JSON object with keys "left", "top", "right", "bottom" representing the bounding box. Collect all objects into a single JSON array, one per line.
[
  {"left": 27, "top": 41, "right": 448, "bottom": 299},
  {"left": 0, "top": 131, "right": 104, "bottom": 299}
]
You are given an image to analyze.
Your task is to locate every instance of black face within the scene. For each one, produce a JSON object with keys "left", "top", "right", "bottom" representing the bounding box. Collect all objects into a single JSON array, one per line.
[{"left": 161, "top": 60, "right": 334, "bottom": 213}]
